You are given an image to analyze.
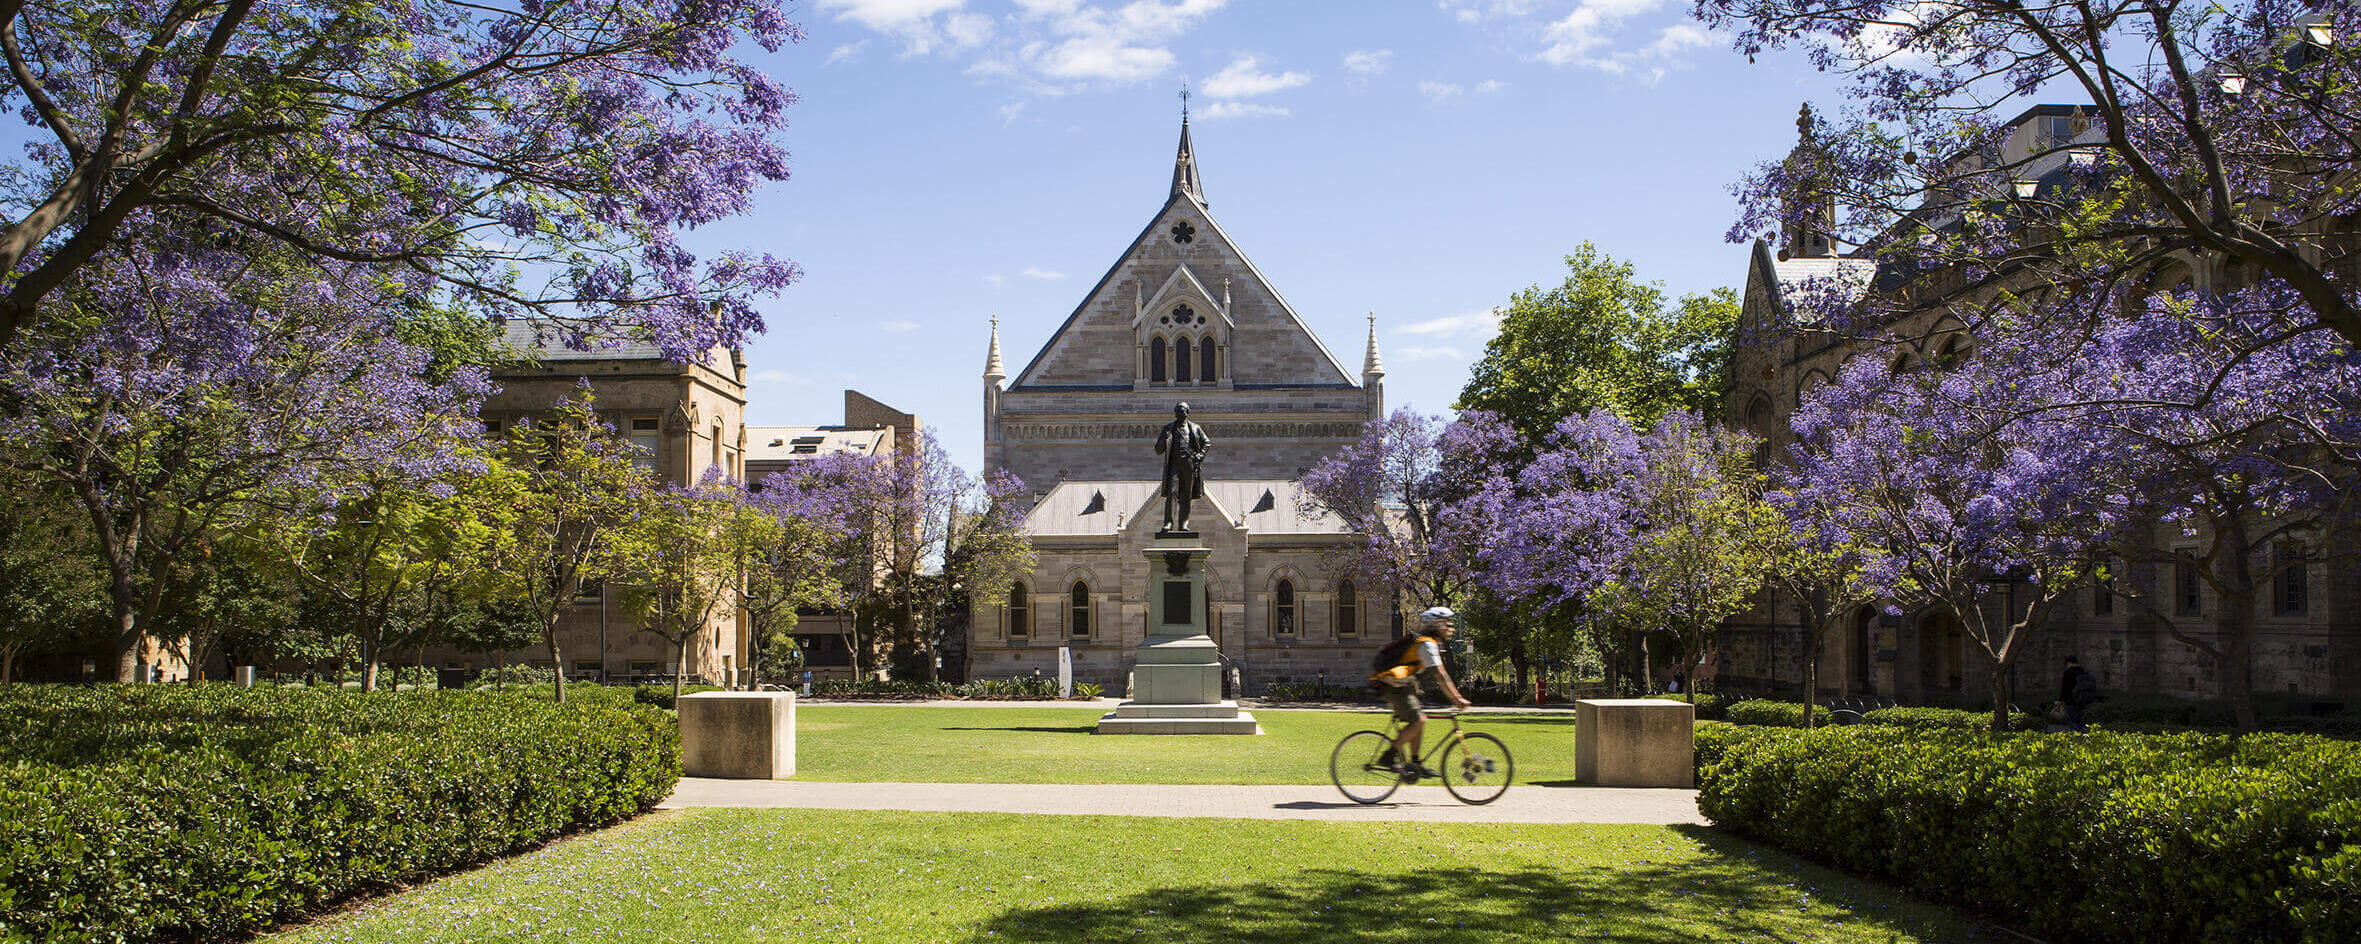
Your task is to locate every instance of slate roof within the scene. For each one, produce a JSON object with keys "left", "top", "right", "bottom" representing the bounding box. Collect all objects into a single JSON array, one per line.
[{"left": 1022, "top": 480, "right": 1350, "bottom": 537}]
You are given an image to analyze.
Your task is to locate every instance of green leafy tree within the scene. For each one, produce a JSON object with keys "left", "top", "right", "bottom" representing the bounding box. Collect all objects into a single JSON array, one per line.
[
  {"left": 259, "top": 442, "right": 521, "bottom": 690},
  {"left": 487, "top": 388, "right": 649, "bottom": 703},
  {"left": 0, "top": 474, "right": 107, "bottom": 681},
  {"left": 1458, "top": 243, "right": 1738, "bottom": 444},
  {"left": 612, "top": 480, "right": 779, "bottom": 700}
]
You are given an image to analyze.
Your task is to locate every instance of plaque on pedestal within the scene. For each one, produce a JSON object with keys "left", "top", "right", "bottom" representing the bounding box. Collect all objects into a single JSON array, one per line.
[{"left": 1097, "top": 540, "right": 1260, "bottom": 735}]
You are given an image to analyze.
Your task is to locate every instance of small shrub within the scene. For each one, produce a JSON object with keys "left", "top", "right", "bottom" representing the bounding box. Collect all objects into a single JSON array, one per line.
[
  {"left": 1073, "top": 681, "right": 1105, "bottom": 699},
  {"left": 1262, "top": 682, "right": 1371, "bottom": 702},
  {"left": 1647, "top": 692, "right": 1727, "bottom": 720},
  {"left": 1724, "top": 699, "right": 1809, "bottom": 728},
  {"left": 1860, "top": 704, "right": 2036, "bottom": 732}
]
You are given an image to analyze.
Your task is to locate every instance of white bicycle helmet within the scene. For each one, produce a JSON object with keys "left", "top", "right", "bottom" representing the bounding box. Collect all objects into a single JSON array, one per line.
[{"left": 1417, "top": 606, "right": 1457, "bottom": 624}]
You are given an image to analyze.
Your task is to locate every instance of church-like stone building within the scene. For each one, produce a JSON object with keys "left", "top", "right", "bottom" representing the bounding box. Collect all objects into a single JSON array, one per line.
[
  {"left": 969, "top": 117, "right": 1395, "bottom": 693},
  {"left": 1719, "top": 105, "right": 2361, "bottom": 708}
]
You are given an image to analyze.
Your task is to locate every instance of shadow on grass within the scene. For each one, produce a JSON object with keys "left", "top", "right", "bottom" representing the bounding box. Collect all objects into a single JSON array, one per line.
[
  {"left": 939, "top": 725, "right": 1098, "bottom": 734},
  {"left": 972, "top": 855, "right": 1978, "bottom": 944}
]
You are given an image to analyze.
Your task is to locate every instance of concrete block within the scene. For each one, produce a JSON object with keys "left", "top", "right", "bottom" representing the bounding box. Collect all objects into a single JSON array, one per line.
[
  {"left": 679, "top": 691, "right": 796, "bottom": 779},
  {"left": 1575, "top": 699, "right": 1694, "bottom": 788}
]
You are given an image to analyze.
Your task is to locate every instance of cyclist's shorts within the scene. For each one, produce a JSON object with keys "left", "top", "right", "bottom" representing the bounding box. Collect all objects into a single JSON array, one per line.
[{"left": 1382, "top": 684, "right": 1422, "bottom": 723}]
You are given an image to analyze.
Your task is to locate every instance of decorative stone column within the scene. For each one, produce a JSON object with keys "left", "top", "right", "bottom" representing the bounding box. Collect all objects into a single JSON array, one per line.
[{"left": 1097, "top": 538, "right": 1260, "bottom": 734}]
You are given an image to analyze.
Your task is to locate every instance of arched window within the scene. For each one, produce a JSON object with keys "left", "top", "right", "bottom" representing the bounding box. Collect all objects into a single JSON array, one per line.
[
  {"left": 1175, "top": 337, "right": 1194, "bottom": 383},
  {"left": 1935, "top": 335, "right": 1972, "bottom": 368},
  {"left": 1335, "top": 580, "right": 1358, "bottom": 638},
  {"left": 1747, "top": 395, "right": 1776, "bottom": 470},
  {"left": 1007, "top": 581, "right": 1029, "bottom": 639},
  {"left": 1274, "top": 579, "right": 1297, "bottom": 637},
  {"left": 1069, "top": 581, "right": 1093, "bottom": 638},
  {"left": 1150, "top": 337, "right": 1167, "bottom": 383},
  {"left": 1200, "top": 340, "right": 1216, "bottom": 383}
]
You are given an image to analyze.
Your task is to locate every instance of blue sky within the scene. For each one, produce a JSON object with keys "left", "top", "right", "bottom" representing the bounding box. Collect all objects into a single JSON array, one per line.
[{"left": 719, "top": 0, "right": 1855, "bottom": 473}]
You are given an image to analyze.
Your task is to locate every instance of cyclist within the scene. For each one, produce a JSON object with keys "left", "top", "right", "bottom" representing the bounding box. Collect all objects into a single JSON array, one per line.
[{"left": 1368, "top": 605, "right": 1472, "bottom": 778}]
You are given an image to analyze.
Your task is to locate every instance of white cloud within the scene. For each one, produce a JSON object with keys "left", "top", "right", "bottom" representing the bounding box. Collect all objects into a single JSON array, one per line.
[
  {"left": 882, "top": 320, "right": 921, "bottom": 333},
  {"left": 1202, "top": 54, "right": 1309, "bottom": 98},
  {"left": 1476, "top": 78, "right": 1508, "bottom": 93},
  {"left": 1199, "top": 100, "right": 1289, "bottom": 119},
  {"left": 1028, "top": 37, "right": 1175, "bottom": 81},
  {"left": 1540, "top": 0, "right": 1669, "bottom": 66},
  {"left": 1440, "top": 0, "right": 1541, "bottom": 23},
  {"left": 1397, "top": 345, "right": 1469, "bottom": 362},
  {"left": 984, "top": 273, "right": 1007, "bottom": 287},
  {"left": 1419, "top": 80, "right": 1463, "bottom": 102},
  {"left": 1021, "top": 266, "right": 1068, "bottom": 279},
  {"left": 826, "top": 40, "right": 869, "bottom": 64},
  {"left": 1397, "top": 308, "right": 1502, "bottom": 338},
  {"left": 999, "top": 100, "right": 1028, "bottom": 123},
  {"left": 1342, "top": 49, "right": 1392, "bottom": 77},
  {"left": 1443, "top": 0, "right": 1713, "bottom": 81},
  {"left": 820, "top": 0, "right": 1226, "bottom": 89}
]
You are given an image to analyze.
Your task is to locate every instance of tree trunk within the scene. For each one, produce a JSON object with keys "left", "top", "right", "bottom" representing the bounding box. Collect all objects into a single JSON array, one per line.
[
  {"left": 113, "top": 606, "right": 142, "bottom": 683},
  {"left": 544, "top": 613, "right": 568, "bottom": 703},
  {"left": 1802, "top": 656, "right": 1820, "bottom": 729},
  {"left": 2215, "top": 524, "right": 2262, "bottom": 733},
  {"left": 674, "top": 633, "right": 690, "bottom": 702},
  {"left": 1509, "top": 645, "right": 1531, "bottom": 703},
  {"left": 1, "top": 643, "right": 16, "bottom": 683},
  {"left": 1988, "top": 657, "right": 2015, "bottom": 732}
]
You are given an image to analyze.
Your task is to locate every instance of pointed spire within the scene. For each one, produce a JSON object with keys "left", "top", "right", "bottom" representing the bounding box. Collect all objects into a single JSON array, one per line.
[
  {"left": 1171, "top": 83, "right": 1204, "bottom": 203},
  {"left": 984, "top": 315, "right": 1006, "bottom": 382},
  {"left": 1362, "top": 313, "right": 1385, "bottom": 378}
]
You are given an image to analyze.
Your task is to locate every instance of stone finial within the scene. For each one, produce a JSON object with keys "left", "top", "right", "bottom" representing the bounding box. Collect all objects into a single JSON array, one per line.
[
  {"left": 1171, "top": 102, "right": 1204, "bottom": 203},
  {"left": 984, "top": 315, "right": 1006, "bottom": 382},
  {"left": 1362, "top": 312, "right": 1385, "bottom": 378}
]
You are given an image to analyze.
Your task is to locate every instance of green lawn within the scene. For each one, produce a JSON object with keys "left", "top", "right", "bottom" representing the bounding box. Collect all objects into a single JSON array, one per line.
[
  {"left": 791, "top": 706, "right": 1587, "bottom": 785},
  {"left": 272, "top": 809, "right": 1997, "bottom": 944}
]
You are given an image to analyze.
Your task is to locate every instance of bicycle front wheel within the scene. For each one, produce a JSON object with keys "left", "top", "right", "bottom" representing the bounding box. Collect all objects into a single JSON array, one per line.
[
  {"left": 1330, "top": 729, "right": 1402, "bottom": 804},
  {"left": 1441, "top": 731, "right": 1513, "bottom": 804}
]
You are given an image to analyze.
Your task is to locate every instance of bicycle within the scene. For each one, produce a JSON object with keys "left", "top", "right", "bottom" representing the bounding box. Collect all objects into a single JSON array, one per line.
[{"left": 1329, "top": 709, "right": 1513, "bottom": 805}]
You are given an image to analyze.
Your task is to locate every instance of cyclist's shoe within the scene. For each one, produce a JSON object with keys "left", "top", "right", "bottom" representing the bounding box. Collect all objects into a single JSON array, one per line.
[{"left": 1409, "top": 764, "right": 1443, "bottom": 780}]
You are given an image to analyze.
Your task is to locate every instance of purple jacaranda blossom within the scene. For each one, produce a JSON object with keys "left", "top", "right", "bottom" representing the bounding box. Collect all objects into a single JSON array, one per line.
[
  {"left": 0, "top": 0, "right": 803, "bottom": 361},
  {"left": 1698, "top": 0, "right": 2361, "bottom": 346},
  {"left": 1, "top": 243, "right": 491, "bottom": 683}
]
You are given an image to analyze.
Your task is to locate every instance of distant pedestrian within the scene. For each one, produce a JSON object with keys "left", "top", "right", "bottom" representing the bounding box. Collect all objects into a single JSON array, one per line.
[{"left": 2057, "top": 656, "right": 2099, "bottom": 732}]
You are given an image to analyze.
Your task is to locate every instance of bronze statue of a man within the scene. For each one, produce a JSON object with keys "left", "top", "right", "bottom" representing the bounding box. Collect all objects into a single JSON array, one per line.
[{"left": 1155, "top": 402, "right": 1211, "bottom": 533}]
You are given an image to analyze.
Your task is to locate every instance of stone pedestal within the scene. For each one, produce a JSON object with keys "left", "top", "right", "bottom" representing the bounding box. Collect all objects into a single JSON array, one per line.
[
  {"left": 679, "top": 691, "right": 797, "bottom": 779},
  {"left": 1098, "top": 540, "right": 1260, "bottom": 735},
  {"left": 1575, "top": 698, "right": 1694, "bottom": 788}
]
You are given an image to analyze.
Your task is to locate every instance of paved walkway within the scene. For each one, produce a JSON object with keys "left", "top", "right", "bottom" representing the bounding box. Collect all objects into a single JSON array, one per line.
[
  {"left": 660, "top": 778, "right": 1704, "bottom": 825},
  {"left": 799, "top": 697, "right": 1583, "bottom": 715}
]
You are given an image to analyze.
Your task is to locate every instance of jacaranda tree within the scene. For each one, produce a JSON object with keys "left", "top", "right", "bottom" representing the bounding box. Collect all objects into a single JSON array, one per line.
[
  {"left": 0, "top": 0, "right": 801, "bottom": 358},
  {"left": 0, "top": 250, "right": 490, "bottom": 682},
  {"left": 1784, "top": 317, "right": 2130, "bottom": 730},
  {"left": 1700, "top": 0, "right": 2361, "bottom": 347}
]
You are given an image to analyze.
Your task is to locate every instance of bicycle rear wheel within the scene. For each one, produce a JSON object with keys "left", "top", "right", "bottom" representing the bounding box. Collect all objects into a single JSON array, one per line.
[
  {"left": 1330, "top": 730, "right": 1403, "bottom": 804},
  {"left": 1440, "top": 731, "right": 1513, "bottom": 804}
]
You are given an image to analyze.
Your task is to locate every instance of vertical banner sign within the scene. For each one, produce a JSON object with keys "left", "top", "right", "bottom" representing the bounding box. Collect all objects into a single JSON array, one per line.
[{"left": 1058, "top": 646, "right": 1074, "bottom": 699}]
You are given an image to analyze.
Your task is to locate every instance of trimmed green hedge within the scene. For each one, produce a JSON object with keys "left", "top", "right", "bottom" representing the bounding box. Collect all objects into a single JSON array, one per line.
[
  {"left": 1724, "top": 699, "right": 1809, "bottom": 727},
  {"left": 1858, "top": 704, "right": 2038, "bottom": 731},
  {"left": 1647, "top": 692, "right": 1728, "bottom": 720},
  {"left": 0, "top": 685, "right": 679, "bottom": 944},
  {"left": 1698, "top": 726, "right": 2361, "bottom": 943}
]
